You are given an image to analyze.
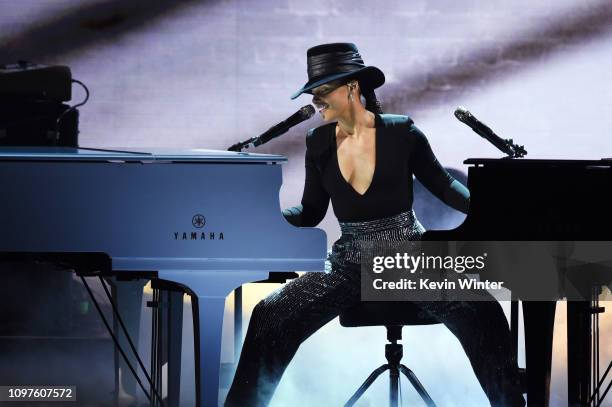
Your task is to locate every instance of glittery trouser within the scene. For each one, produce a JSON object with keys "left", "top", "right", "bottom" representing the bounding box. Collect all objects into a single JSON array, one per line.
[{"left": 225, "top": 211, "right": 525, "bottom": 407}]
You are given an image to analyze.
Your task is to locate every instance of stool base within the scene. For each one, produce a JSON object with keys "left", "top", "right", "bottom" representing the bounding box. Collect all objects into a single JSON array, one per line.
[{"left": 344, "top": 342, "right": 437, "bottom": 407}]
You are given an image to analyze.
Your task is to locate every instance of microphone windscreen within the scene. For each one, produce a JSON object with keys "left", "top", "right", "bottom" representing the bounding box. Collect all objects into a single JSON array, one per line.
[
  {"left": 454, "top": 106, "right": 470, "bottom": 123},
  {"left": 300, "top": 105, "right": 316, "bottom": 119}
]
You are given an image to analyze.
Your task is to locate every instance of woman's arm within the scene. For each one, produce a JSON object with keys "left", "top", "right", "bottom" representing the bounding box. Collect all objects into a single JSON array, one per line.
[
  {"left": 410, "top": 124, "right": 470, "bottom": 214},
  {"left": 282, "top": 142, "right": 331, "bottom": 227}
]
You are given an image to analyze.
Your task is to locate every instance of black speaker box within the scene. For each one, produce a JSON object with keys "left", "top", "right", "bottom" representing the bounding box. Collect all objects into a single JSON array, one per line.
[{"left": 0, "top": 99, "right": 79, "bottom": 147}]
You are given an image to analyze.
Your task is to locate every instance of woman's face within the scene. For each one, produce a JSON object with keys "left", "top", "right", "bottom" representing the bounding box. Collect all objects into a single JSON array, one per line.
[{"left": 311, "top": 80, "right": 352, "bottom": 121}]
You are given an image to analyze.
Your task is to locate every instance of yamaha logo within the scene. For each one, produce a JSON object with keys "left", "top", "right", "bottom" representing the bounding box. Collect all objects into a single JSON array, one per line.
[
  {"left": 173, "top": 213, "right": 225, "bottom": 241},
  {"left": 192, "top": 214, "right": 206, "bottom": 228}
]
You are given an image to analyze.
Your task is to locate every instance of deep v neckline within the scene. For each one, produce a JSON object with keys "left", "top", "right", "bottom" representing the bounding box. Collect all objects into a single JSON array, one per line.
[{"left": 333, "top": 114, "right": 380, "bottom": 197}]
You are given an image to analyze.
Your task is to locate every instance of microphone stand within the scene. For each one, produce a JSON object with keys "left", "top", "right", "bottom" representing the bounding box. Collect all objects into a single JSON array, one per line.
[
  {"left": 227, "top": 138, "right": 257, "bottom": 152},
  {"left": 486, "top": 134, "right": 527, "bottom": 159},
  {"left": 455, "top": 108, "right": 528, "bottom": 158},
  {"left": 227, "top": 105, "right": 315, "bottom": 152}
]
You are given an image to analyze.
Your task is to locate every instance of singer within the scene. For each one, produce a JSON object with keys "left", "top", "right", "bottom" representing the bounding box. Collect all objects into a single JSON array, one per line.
[{"left": 225, "top": 43, "right": 524, "bottom": 407}]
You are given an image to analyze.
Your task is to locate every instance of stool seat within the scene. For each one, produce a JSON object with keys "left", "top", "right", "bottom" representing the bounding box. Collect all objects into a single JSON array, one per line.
[{"left": 340, "top": 301, "right": 439, "bottom": 327}]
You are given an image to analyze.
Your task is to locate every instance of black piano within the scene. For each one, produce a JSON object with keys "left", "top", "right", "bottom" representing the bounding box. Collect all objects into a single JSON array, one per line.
[{"left": 424, "top": 158, "right": 612, "bottom": 407}]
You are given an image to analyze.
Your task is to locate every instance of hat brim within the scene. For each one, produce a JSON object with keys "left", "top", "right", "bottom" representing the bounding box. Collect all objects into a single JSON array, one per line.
[{"left": 290, "top": 66, "right": 385, "bottom": 100}]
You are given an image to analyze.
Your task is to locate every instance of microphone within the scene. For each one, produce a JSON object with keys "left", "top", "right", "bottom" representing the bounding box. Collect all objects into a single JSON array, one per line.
[
  {"left": 454, "top": 106, "right": 527, "bottom": 158},
  {"left": 253, "top": 105, "right": 315, "bottom": 147},
  {"left": 454, "top": 106, "right": 497, "bottom": 139},
  {"left": 228, "top": 105, "right": 315, "bottom": 152}
]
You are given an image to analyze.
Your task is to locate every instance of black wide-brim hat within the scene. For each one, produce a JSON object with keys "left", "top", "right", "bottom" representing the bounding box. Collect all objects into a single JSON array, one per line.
[{"left": 291, "top": 42, "right": 385, "bottom": 100}]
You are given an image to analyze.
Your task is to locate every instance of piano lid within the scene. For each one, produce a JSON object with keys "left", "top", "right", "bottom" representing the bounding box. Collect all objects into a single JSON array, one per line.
[
  {"left": 0, "top": 146, "right": 287, "bottom": 163},
  {"left": 464, "top": 158, "right": 612, "bottom": 168}
]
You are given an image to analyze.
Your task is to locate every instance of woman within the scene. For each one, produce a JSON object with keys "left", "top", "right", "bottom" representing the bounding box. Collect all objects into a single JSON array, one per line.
[{"left": 225, "top": 43, "right": 524, "bottom": 407}]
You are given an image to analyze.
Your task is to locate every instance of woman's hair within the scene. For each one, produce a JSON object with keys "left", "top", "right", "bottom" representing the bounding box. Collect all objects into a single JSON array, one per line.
[{"left": 360, "top": 85, "right": 384, "bottom": 114}]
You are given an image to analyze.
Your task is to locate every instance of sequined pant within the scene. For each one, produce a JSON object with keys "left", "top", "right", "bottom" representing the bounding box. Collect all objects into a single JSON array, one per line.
[{"left": 225, "top": 211, "right": 525, "bottom": 407}]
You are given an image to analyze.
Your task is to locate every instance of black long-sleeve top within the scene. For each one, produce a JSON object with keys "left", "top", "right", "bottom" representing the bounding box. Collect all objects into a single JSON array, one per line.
[{"left": 283, "top": 113, "right": 469, "bottom": 227}]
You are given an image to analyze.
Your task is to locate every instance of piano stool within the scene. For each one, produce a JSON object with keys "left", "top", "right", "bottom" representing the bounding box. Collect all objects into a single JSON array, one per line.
[{"left": 339, "top": 302, "right": 439, "bottom": 407}]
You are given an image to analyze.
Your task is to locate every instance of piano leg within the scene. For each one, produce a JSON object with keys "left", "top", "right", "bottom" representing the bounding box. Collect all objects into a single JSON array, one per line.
[
  {"left": 157, "top": 270, "right": 268, "bottom": 407},
  {"left": 523, "top": 301, "right": 556, "bottom": 407},
  {"left": 510, "top": 300, "right": 519, "bottom": 358},
  {"left": 108, "top": 277, "right": 146, "bottom": 406},
  {"left": 567, "top": 300, "right": 591, "bottom": 407},
  {"left": 167, "top": 290, "right": 184, "bottom": 407},
  {"left": 194, "top": 295, "right": 226, "bottom": 407},
  {"left": 234, "top": 286, "right": 243, "bottom": 363}
]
